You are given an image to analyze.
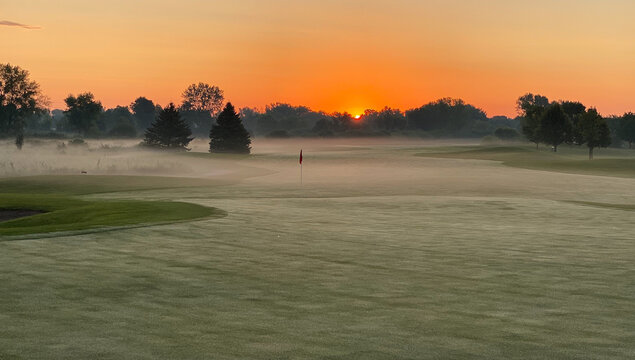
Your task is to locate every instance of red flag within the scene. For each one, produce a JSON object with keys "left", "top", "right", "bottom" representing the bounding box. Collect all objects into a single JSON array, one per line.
[{"left": 299, "top": 149, "right": 303, "bottom": 164}]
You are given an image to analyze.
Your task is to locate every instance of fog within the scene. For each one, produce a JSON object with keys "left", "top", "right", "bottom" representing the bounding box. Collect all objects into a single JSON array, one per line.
[{"left": 3, "top": 137, "right": 635, "bottom": 207}]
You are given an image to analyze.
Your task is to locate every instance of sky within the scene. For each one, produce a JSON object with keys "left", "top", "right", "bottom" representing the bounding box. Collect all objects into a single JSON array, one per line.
[{"left": 2, "top": 0, "right": 634, "bottom": 117}]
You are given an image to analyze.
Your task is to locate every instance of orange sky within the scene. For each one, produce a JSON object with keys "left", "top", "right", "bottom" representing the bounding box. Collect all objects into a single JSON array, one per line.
[{"left": 3, "top": 0, "right": 634, "bottom": 117}]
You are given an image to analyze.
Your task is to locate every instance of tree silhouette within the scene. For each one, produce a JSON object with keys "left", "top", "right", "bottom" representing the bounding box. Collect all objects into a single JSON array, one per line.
[
  {"left": 575, "top": 108, "right": 611, "bottom": 159},
  {"left": 143, "top": 103, "right": 193, "bottom": 150},
  {"left": 64, "top": 92, "right": 103, "bottom": 136},
  {"left": 560, "top": 101, "right": 586, "bottom": 144},
  {"left": 181, "top": 83, "right": 224, "bottom": 115},
  {"left": 517, "top": 93, "right": 549, "bottom": 148},
  {"left": 0, "top": 63, "right": 45, "bottom": 148},
  {"left": 618, "top": 113, "right": 635, "bottom": 149},
  {"left": 538, "top": 103, "right": 571, "bottom": 152},
  {"left": 209, "top": 102, "right": 251, "bottom": 154},
  {"left": 130, "top": 97, "right": 158, "bottom": 131}
]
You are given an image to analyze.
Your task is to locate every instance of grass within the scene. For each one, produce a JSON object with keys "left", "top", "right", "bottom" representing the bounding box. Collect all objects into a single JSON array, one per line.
[
  {"left": 0, "top": 175, "right": 226, "bottom": 237},
  {"left": 416, "top": 144, "right": 635, "bottom": 178},
  {"left": 565, "top": 200, "right": 635, "bottom": 212},
  {"left": 0, "top": 174, "right": 223, "bottom": 195},
  {"left": 0, "top": 193, "right": 225, "bottom": 237},
  {"left": 0, "top": 143, "right": 634, "bottom": 359}
]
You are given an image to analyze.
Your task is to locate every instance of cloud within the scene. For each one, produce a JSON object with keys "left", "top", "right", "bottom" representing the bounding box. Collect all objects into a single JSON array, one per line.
[{"left": 0, "top": 20, "right": 41, "bottom": 30}]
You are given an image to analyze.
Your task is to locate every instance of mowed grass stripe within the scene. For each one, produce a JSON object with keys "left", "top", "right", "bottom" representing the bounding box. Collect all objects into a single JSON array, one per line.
[
  {"left": 0, "top": 194, "right": 225, "bottom": 237},
  {"left": 416, "top": 145, "right": 635, "bottom": 178}
]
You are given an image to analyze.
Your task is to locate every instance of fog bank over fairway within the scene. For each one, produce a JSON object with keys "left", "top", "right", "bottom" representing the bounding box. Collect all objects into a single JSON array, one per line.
[{"left": 1, "top": 138, "right": 634, "bottom": 358}]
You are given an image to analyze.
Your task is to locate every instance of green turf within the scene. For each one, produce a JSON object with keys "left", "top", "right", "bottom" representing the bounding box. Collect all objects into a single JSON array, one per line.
[
  {"left": 0, "top": 193, "right": 225, "bottom": 237},
  {"left": 1, "top": 144, "right": 634, "bottom": 359},
  {"left": 0, "top": 174, "right": 223, "bottom": 195},
  {"left": 416, "top": 145, "right": 635, "bottom": 178}
]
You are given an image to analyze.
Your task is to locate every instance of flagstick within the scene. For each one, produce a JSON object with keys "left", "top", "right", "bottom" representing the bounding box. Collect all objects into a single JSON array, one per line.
[{"left": 301, "top": 162, "right": 303, "bottom": 185}]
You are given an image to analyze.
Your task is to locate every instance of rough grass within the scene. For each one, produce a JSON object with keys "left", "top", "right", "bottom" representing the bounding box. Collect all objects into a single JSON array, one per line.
[
  {"left": 0, "top": 193, "right": 225, "bottom": 237},
  {"left": 416, "top": 145, "right": 635, "bottom": 178}
]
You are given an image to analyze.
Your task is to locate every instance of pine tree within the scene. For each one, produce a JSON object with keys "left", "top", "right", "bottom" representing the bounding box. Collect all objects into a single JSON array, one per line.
[
  {"left": 209, "top": 102, "right": 251, "bottom": 154},
  {"left": 143, "top": 103, "right": 193, "bottom": 150}
]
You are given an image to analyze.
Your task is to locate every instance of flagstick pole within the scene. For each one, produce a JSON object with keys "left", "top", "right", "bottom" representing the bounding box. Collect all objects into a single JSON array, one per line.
[{"left": 301, "top": 163, "right": 303, "bottom": 185}]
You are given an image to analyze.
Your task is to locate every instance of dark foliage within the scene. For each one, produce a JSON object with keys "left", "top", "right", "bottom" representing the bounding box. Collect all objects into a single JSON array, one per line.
[
  {"left": 130, "top": 97, "right": 158, "bottom": 131},
  {"left": 362, "top": 107, "right": 407, "bottom": 131},
  {"left": 143, "top": 103, "right": 193, "bottom": 150},
  {"left": 538, "top": 103, "right": 572, "bottom": 152},
  {"left": 618, "top": 113, "right": 635, "bottom": 149},
  {"left": 517, "top": 93, "right": 549, "bottom": 147},
  {"left": 0, "top": 63, "right": 45, "bottom": 148},
  {"left": 209, "top": 102, "right": 251, "bottom": 154},
  {"left": 100, "top": 106, "right": 135, "bottom": 136},
  {"left": 181, "top": 83, "right": 224, "bottom": 135},
  {"left": 574, "top": 108, "right": 611, "bottom": 159},
  {"left": 64, "top": 92, "right": 103, "bottom": 136},
  {"left": 561, "top": 101, "right": 587, "bottom": 143},
  {"left": 406, "top": 98, "right": 487, "bottom": 135},
  {"left": 180, "top": 109, "right": 214, "bottom": 135}
]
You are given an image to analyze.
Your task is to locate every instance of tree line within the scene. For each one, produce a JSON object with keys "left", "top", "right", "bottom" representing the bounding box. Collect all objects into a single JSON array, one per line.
[
  {"left": 516, "top": 93, "right": 635, "bottom": 159},
  {"left": 2, "top": 63, "right": 635, "bottom": 157}
]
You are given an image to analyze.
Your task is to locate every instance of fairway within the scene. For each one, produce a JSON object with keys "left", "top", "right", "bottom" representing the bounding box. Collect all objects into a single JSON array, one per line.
[{"left": 1, "top": 139, "right": 634, "bottom": 359}]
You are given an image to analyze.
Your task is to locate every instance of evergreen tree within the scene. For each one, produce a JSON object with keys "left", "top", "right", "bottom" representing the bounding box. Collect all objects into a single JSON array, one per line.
[
  {"left": 143, "top": 103, "right": 193, "bottom": 150},
  {"left": 209, "top": 102, "right": 251, "bottom": 154}
]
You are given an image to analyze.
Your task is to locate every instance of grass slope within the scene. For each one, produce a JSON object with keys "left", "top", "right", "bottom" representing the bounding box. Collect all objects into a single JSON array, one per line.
[
  {"left": 0, "top": 175, "right": 227, "bottom": 237},
  {"left": 0, "top": 193, "right": 224, "bottom": 237},
  {"left": 416, "top": 145, "right": 635, "bottom": 178}
]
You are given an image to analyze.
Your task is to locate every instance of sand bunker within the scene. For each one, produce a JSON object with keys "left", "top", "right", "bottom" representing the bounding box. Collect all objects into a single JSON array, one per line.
[{"left": 0, "top": 210, "right": 45, "bottom": 222}]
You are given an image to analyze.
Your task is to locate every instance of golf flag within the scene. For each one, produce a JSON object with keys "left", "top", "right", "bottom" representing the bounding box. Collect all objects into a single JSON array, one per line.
[{"left": 299, "top": 149, "right": 303, "bottom": 164}]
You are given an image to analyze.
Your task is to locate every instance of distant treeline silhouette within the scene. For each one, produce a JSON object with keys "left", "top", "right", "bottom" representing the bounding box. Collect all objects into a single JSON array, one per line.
[{"left": 2, "top": 63, "right": 635, "bottom": 152}]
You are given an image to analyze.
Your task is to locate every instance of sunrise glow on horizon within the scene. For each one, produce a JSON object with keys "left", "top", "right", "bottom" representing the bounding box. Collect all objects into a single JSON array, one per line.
[{"left": 3, "top": 0, "right": 634, "bottom": 117}]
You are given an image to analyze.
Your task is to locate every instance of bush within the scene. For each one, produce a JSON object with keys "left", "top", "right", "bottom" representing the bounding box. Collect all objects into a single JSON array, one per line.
[
  {"left": 68, "top": 138, "right": 87, "bottom": 146},
  {"left": 494, "top": 127, "right": 521, "bottom": 140}
]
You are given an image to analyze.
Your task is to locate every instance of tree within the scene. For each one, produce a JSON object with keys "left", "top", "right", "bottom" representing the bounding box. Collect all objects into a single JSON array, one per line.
[
  {"left": 181, "top": 83, "right": 224, "bottom": 114},
  {"left": 143, "top": 103, "right": 193, "bottom": 150},
  {"left": 179, "top": 83, "right": 224, "bottom": 135},
  {"left": 574, "top": 108, "right": 611, "bottom": 159},
  {"left": 364, "top": 107, "right": 407, "bottom": 131},
  {"left": 517, "top": 93, "right": 549, "bottom": 148},
  {"left": 130, "top": 97, "right": 158, "bottom": 131},
  {"left": 618, "top": 112, "right": 635, "bottom": 149},
  {"left": 0, "top": 63, "right": 46, "bottom": 148},
  {"left": 209, "top": 102, "right": 251, "bottom": 154},
  {"left": 560, "top": 101, "right": 586, "bottom": 143},
  {"left": 406, "top": 98, "right": 487, "bottom": 135},
  {"left": 101, "top": 106, "right": 137, "bottom": 138},
  {"left": 64, "top": 92, "right": 103, "bottom": 136},
  {"left": 538, "top": 103, "right": 571, "bottom": 152}
]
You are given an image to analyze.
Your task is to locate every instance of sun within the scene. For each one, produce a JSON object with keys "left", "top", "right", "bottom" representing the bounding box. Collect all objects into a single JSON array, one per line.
[{"left": 354, "top": 114, "right": 361, "bottom": 120}]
